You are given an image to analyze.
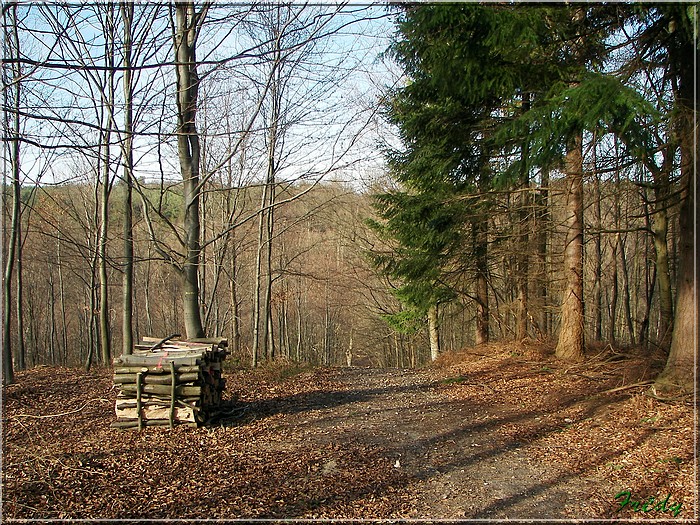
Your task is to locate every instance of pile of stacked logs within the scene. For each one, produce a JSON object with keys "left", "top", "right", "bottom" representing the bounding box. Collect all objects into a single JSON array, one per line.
[{"left": 111, "top": 336, "right": 228, "bottom": 429}]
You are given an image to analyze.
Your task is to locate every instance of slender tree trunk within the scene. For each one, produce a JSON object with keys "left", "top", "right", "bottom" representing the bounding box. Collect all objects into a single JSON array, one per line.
[
  {"left": 608, "top": 234, "right": 619, "bottom": 345},
  {"left": 121, "top": 1, "right": 135, "bottom": 354},
  {"left": 262, "top": 31, "right": 282, "bottom": 361},
  {"left": 536, "top": 168, "right": 550, "bottom": 336},
  {"left": 144, "top": 250, "right": 153, "bottom": 334},
  {"left": 638, "top": 193, "right": 654, "bottom": 348},
  {"left": 516, "top": 92, "right": 530, "bottom": 340},
  {"left": 252, "top": 185, "right": 268, "bottom": 366},
  {"left": 57, "top": 232, "right": 68, "bottom": 364},
  {"left": 592, "top": 164, "right": 603, "bottom": 341},
  {"left": 651, "top": 184, "right": 673, "bottom": 348},
  {"left": 295, "top": 281, "right": 303, "bottom": 361},
  {"left": 97, "top": 176, "right": 110, "bottom": 365},
  {"left": 2, "top": 3, "right": 21, "bottom": 384},
  {"left": 263, "top": 186, "right": 275, "bottom": 359},
  {"left": 15, "top": 227, "right": 24, "bottom": 370},
  {"left": 619, "top": 236, "right": 635, "bottom": 345},
  {"left": 323, "top": 280, "right": 331, "bottom": 366},
  {"left": 49, "top": 269, "right": 57, "bottom": 364},
  {"left": 639, "top": 262, "right": 655, "bottom": 349},
  {"left": 26, "top": 289, "right": 37, "bottom": 366},
  {"left": 555, "top": 132, "right": 585, "bottom": 362},
  {"left": 427, "top": 304, "right": 440, "bottom": 361},
  {"left": 346, "top": 327, "right": 353, "bottom": 366},
  {"left": 174, "top": 2, "right": 206, "bottom": 339},
  {"left": 474, "top": 219, "right": 489, "bottom": 345},
  {"left": 229, "top": 242, "right": 241, "bottom": 355}
]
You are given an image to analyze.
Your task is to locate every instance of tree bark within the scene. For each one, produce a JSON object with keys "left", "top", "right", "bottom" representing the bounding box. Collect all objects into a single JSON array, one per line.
[
  {"left": 2, "top": 3, "right": 21, "bottom": 384},
  {"left": 252, "top": 185, "right": 268, "bottom": 366},
  {"left": 535, "top": 168, "right": 550, "bottom": 336},
  {"left": 555, "top": 133, "right": 585, "bottom": 362},
  {"left": 656, "top": 161, "right": 696, "bottom": 392},
  {"left": 121, "top": 0, "right": 135, "bottom": 354},
  {"left": 474, "top": 219, "right": 489, "bottom": 345},
  {"left": 619, "top": 236, "right": 635, "bottom": 345},
  {"left": 649, "top": 145, "right": 676, "bottom": 349},
  {"left": 592, "top": 165, "right": 603, "bottom": 341},
  {"left": 15, "top": 225, "right": 25, "bottom": 370},
  {"left": 427, "top": 304, "right": 440, "bottom": 361},
  {"left": 174, "top": 1, "right": 206, "bottom": 339},
  {"left": 656, "top": 28, "right": 697, "bottom": 392},
  {"left": 516, "top": 92, "right": 531, "bottom": 340}
]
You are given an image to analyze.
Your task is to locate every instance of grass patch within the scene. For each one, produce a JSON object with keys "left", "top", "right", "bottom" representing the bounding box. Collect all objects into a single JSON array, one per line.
[{"left": 440, "top": 375, "right": 469, "bottom": 385}]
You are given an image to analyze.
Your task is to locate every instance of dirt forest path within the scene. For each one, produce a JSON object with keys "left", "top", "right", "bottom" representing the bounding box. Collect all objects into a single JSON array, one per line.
[
  {"left": 2, "top": 344, "right": 695, "bottom": 520},
  {"left": 254, "top": 366, "right": 612, "bottom": 519}
]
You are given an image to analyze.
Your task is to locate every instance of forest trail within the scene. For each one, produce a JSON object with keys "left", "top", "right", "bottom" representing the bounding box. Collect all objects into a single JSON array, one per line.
[
  {"left": 250, "top": 366, "right": 612, "bottom": 519},
  {"left": 2, "top": 344, "right": 695, "bottom": 520}
]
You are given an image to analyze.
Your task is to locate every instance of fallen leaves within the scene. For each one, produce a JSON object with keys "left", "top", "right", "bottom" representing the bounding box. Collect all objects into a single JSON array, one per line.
[{"left": 2, "top": 344, "right": 696, "bottom": 520}]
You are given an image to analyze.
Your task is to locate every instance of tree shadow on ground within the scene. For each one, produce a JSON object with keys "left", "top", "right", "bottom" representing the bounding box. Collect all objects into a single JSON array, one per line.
[{"left": 212, "top": 368, "right": 653, "bottom": 519}]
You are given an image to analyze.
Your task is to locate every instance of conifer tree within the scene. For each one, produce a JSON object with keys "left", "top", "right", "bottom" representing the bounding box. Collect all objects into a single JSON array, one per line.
[
  {"left": 378, "top": 3, "right": 665, "bottom": 365},
  {"left": 374, "top": 4, "right": 571, "bottom": 353}
]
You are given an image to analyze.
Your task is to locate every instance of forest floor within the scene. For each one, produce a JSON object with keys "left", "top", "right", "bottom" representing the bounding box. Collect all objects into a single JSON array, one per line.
[{"left": 1, "top": 341, "right": 697, "bottom": 522}]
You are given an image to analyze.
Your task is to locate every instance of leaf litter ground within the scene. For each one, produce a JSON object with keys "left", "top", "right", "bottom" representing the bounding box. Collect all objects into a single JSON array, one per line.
[{"left": 2, "top": 341, "right": 696, "bottom": 521}]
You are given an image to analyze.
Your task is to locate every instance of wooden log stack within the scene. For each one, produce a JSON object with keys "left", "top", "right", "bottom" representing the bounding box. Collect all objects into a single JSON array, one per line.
[{"left": 111, "top": 337, "right": 228, "bottom": 430}]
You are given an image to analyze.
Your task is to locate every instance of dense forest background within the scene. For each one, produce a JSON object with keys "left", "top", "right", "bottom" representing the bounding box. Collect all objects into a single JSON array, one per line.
[{"left": 1, "top": 3, "right": 697, "bottom": 391}]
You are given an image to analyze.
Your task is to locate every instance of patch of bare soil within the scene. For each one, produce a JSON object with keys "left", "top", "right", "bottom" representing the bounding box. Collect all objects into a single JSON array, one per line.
[{"left": 2, "top": 343, "right": 696, "bottom": 521}]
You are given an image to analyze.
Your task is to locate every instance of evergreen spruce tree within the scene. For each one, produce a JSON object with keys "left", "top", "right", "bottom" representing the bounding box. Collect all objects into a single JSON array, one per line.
[
  {"left": 373, "top": 4, "right": 560, "bottom": 355},
  {"left": 377, "top": 3, "right": 663, "bottom": 365}
]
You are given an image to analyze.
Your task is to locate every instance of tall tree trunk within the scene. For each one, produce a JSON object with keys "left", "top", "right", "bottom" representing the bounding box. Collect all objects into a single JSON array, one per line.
[
  {"left": 295, "top": 280, "right": 303, "bottom": 361},
  {"left": 474, "top": 219, "right": 489, "bottom": 345},
  {"left": 592, "top": 163, "right": 603, "bottom": 341},
  {"left": 323, "top": 281, "right": 331, "bottom": 366},
  {"left": 144, "top": 250, "right": 153, "bottom": 334},
  {"left": 516, "top": 92, "right": 531, "bottom": 340},
  {"left": 57, "top": 232, "right": 68, "bottom": 365},
  {"left": 174, "top": 1, "right": 206, "bottom": 339},
  {"left": 651, "top": 182, "right": 673, "bottom": 348},
  {"left": 229, "top": 241, "right": 241, "bottom": 355},
  {"left": 2, "top": 3, "right": 21, "bottom": 383},
  {"left": 608, "top": 235, "right": 619, "bottom": 345},
  {"left": 656, "top": 28, "right": 697, "bottom": 392},
  {"left": 262, "top": 23, "right": 282, "bottom": 361},
  {"left": 121, "top": 0, "right": 135, "bottom": 354},
  {"left": 252, "top": 185, "right": 268, "bottom": 366},
  {"left": 656, "top": 145, "right": 696, "bottom": 391},
  {"left": 49, "top": 269, "right": 57, "bottom": 364},
  {"left": 535, "top": 168, "right": 550, "bottom": 336},
  {"left": 619, "top": 236, "right": 635, "bottom": 345},
  {"left": 555, "top": 132, "right": 585, "bottom": 362},
  {"left": 638, "top": 195, "right": 655, "bottom": 348},
  {"left": 264, "top": 197, "right": 275, "bottom": 360},
  {"left": 15, "top": 226, "right": 24, "bottom": 370}
]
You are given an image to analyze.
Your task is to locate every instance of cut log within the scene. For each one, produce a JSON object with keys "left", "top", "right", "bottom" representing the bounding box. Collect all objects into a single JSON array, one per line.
[
  {"left": 113, "top": 355, "right": 201, "bottom": 367},
  {"left": 115, "top": 405, "right": 195, "bottom": 422},
  {"left": 111, "top": 419, "right": 198, "bottom": 429},
  {"left": 119, "top": 384, "right": 202, "bottom": 397},
  {"left": 114, "top": 365, "right": 201, "bottom": 375},
  {"left": 113, "top": 372, "right": 199, "bottom": 385}
]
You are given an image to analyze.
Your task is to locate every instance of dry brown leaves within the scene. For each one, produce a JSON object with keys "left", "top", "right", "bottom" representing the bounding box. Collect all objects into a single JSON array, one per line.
[
  {"left": 2, "top": 344, "right": 697, "bottom": 521},
  {"left": 435, "top": 341, "right": 697, "bottom": 519},
  {"left": 2, "top": 365, "right": 411, "bottom": 520}
]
